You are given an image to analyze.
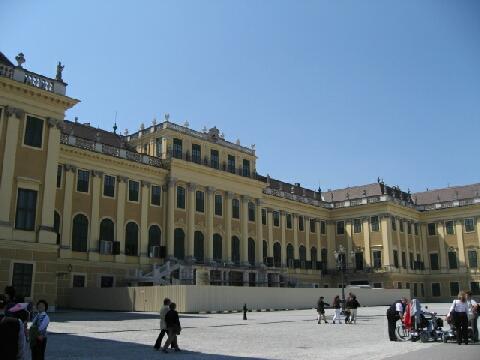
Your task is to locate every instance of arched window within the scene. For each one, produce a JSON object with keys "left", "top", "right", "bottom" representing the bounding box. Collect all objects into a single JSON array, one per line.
[
  {"left": 286, "top": 243, "right": 294, "bottom": 268},
  {"left": 72, "top": 214, "right": 88, "bottom": 252},
  {"left": 273, "top": 242, "right": 281, "bottom": 267},
  {"left": 299, "top": 245, "right": 306, "bottom": 261},
  {"left": 194, "top": 231, "right": 204, "bottom": 263},
  {"left": 248, "top": 238, "right": 255, "bottom": 265},
  {"left": 213, "top": 234, "right": 222, "bottom": 262},
  {"left": 99, "top": 218, "right": 114, "bottom": 242},
  {"left": 148, "top": 225, "right": 161, "bottom": 256},
  {"left": 174, "top": 228, "right": 185, "bottom": 260},
  {"left": 311, "top": 246, "right": 318, "bottom": 268},
  {"left": 263, "top": 240, "right": 268, "bottom": 262},
  {"left": 125, "top": 222, "right": 138, "bottom": 256},
  {"left": 54, "top": 211, "right": 61, "bottom": 245},
  {"left": 231, "top": 236, "right": 240, "bottom": 265}
]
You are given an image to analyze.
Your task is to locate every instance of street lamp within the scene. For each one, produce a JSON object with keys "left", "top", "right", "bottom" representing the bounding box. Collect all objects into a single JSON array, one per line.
[{"left": 333, "top": 245, "right": 356, "bottom": 310}]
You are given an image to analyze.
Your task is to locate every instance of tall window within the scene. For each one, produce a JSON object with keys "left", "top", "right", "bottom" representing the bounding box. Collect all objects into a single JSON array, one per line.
[
  {"left": 56, "top": 165, "right": 62, "bottom": 188},
  {"left": 298, "top": 216, "right": 304, "bottom": 231},
  {"left": 465, "top": 218, "right": 475, "bottom": 232},
  {"left": 448, "top": 251, "right": 458, "bottom": 269},
  {"left": 391, "top": 217, "right": 396, "bottom": 231},
  {"left": 103, "top": 175, "right": 115, "bottom": 198},
  {"left": 428, "top": 223, "right": 436, "bottom": 236},
  {"left": 128, "top": 180, "right": 139, "bottom": 202},
  {"left": 213, "top": 234, "right": 222, "bottom": 261},
  {"left": 311, "top": 247, "right": 318, "bottom": 265},
  {"left": 227, "top": 155, "right": 236, "bottom": 174},
  {"left": 407, "top": 221, "right": 412, "bottom": 234},
  {"left": 409, "top": 252, "right": 414, "bottom": 270},
  {"left": 248, "top": 202, "right": 255, "bottom": 222},
  {"left": 151, "top": 185, "right": 161, "bottom": 206},
  {"left": 450, "top": 282, "right": 460, "bottom": 296},
  {"left": 399, "top": 221, "right": 404, "bottom": 233},
  {"left": 471, "top": 282, "right": 480, "bottom": 296},
  {"left": 273, "top": 211, "right": 280, "bottom": 227},
  {"left": 231, "top": 236, "right": 240, "bottom": 264},
  {"left": 321, "top": 249, "right": 328, "bottom": 271},
  {"left": 402, "top": 251, "right": 406, "bottom": 269},
  {"left": 72, "top": 214, "right": 88, "bottom": 252},
  {"left": 173, "top": 138, "right": 182, "bottom": 158},
  {"left": 263, "top": 240, "right": 268, "bottom": 261},
  {"left": 248, "top": 238, "right": 255, "bottom": 265},
  {"left": 414, "top": 223, "right": 418, "bottom": 236},
  {"left": 430, "top": 253, "right": 439, "bottom": 270},
  {"left": 273, "top": 242, "right": 281, "bottom": 267},
  {"left": 24, "top": 116, "right": 43, "bottom": 148},
  {"left": 355, "top": 252, "right": 364, "bottom": 270},
  {"left": 99, "top": 218, "right": 114, "bottom": 242},
  {"left": 192, "top": 144, "right": 201, "bottom": 163},
  {"left": 210, "top": 149, "right": 219, "bottom": 169},
  {"left": 299, "top": 245, "right": 306, "bottom": 263},
  {"left": 54, "top": 211, "right": 61, "bottom": 244},
  {"left": 77, "top": 170, "right": 90, "bottom": 193},
  {"left": 174, "top": 228, "right": 185, "bottom": 260},
  {"left": 287, "top": 244, "right": 294, "bottom": 267},
  {"left": 336, "top": 221, "right": 345, "bottom": 235},
  {"left": 370, "top": 216, "right": 379, "bottom": 232},
  {"left": 242, "top": 159, "right": 250, "bottom": 177},
  {"left": 194, "top": 231, "right": 205, "bottom": 263},
  {"left": 11, "top": 263, "right": 33, "bottom": 299},
  {"left": 155, "top": 137, "right": 162, "bottom": 157},
  {"left": 468, "top": 249, "right": 478, "bottom": 268},
  {"left": 353, "top": 219, "right": 362, "bottom": 233},
  {"left": 148, "top": 225, "right": 161, "bottom": 257},
  {"left": 125, "top": 222, "right": 138, "bottom": 256},
  {"left": 310, "top": 219, "right": 316, "bottom": 233},
  {"left": 432, "top": 283, "right": 441, "bottom": 297},
  {"left": 214, "top": 194, "right": 223, "bottom": 216},
  {"left": 261, "top": 209, "right": 267, "bottom": 225},
  {"left": 15, "top": 189, "right": 37, "bottom": 231},
  {"left": 372, "top": 250, "right": 382, "bottom": 269},
  {"left": 232, "top": 199, "right": 240, "bottom": 219},
  {"left": 177, "top": 186, "right": 186, "bottom": 209},
  {"left": 196, "top": 191, "right": 205, "bottom": 212},
  {"left": 321, "top": 221, "right": 326, "bottom": 235},
  {"left": 286, "top": 214, "right": 292, "bottom": 229},
  {"left": 393, "top": 250, "right": 399, "bottom": 268}
]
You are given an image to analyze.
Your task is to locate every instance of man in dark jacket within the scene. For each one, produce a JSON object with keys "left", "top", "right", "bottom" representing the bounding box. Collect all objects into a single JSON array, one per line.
[
  {"left": 0, "top": 295, "right": 26, "bottom": 360},
  {"left": 162, "top": 302, "right": 181, "bottom": 353},
  {"left": 386, "top": 298, "right": 407, "bottom": 341},
  {"left": 317, "top": 296, "right": 329, "bottom": 324}
]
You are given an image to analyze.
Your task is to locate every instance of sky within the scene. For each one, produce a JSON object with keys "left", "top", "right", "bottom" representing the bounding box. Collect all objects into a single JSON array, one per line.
[{"left": 2, "top": 0, "right": 480, "bottom": 193}]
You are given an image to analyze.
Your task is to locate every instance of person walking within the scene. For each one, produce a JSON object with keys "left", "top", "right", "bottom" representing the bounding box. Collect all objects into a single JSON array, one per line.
[
  {"left": 449, "top": 291, "right": 469, "bottom": 345},
  {"left": 29, "top": 300, "right": 49, "bottom": 360},
  {"left": 154, "top": 298, "right": 177, "bottom": 350},
  {"left": 466, "top": 291, "right": 478, "bottom": 342},
  {"left": 348, "top": 295, "right": 360, "bottom": 324},
  {"left": 162, "top": 302, "right": 181, "bottom": 353},
  {"left": 332, "top": 295, "right": 342, "bottom": 324},
  {"left": 386, "top": 297, "right": 407, "bottom": 341},
  {"left": 316, "top": 296, "right": 329, "bottom": 324},
  {"left": 0, "top": 295, "right": 26, "bottom": 360}
]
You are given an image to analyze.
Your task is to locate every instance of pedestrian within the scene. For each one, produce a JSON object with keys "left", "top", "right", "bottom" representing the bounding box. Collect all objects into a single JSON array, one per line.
[
  {"left": 386, "top": 297, "right": 407, "bottom": 341},
  {"left": 332, "top": 295, "right": 342, "bottom": 324},
  {"left": 466, "top": 290, "right": 478, "bottom": 342},
  {"left": 161, "top": 302, "right": 181, "bottom": 353},
  {"left": 154, "top": 298, "right": 177, "bottom": 350},
  {"left": 344, "top": 295, "right": 352, "bottom": 324},
  {"left": 348, "top": 295, "right": 360, "bottom": 324},
  {"left": 449, "top": 291, "right": 469, "bottom": 345},
  {"left": 4, "top": 286, "right": 17, "bottom": 316},
  {"left": 316, "top": 296, "right": 329, "bottom": 324},
  {"left": 29, "top": 300, "right": 49, "bottom": 360},
  {"left": 0, "top": 295, "right": 26, "bottom": 360}
]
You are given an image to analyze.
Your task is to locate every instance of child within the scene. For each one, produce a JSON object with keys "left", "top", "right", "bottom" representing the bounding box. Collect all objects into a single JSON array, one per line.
[
  {"left": 30, "top": 300, "right": 50, "bottom": 360},
  {"left": 316, "top": 296, "right": 329, "bottom": 324},
  {"left": 332, "top": 295, "right": 342, "bottom": 324}
]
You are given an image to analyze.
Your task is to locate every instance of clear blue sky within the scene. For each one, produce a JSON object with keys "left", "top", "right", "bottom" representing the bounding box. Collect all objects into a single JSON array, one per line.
[{"left": 2, "top": 0, "right": 479, "bottom": 193}]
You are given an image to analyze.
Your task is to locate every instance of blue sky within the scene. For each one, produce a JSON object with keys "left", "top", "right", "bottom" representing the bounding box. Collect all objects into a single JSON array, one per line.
[{"left": 2, "top": 0, "right": 479, "bottom": 193}]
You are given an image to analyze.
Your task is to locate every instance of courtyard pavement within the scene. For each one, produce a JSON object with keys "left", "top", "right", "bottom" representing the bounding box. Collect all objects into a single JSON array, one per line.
[{"left": 43, "top": 303, "right": 478, "bottom": 360}]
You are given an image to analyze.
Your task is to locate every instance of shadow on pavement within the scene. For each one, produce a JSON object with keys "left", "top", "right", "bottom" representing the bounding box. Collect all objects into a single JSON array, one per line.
[{"left": 50, "top": 311, "right": 207, "bottom": 322}]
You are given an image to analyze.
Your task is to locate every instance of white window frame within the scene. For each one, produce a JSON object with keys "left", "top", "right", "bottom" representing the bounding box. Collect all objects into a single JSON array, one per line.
[
  {"left": 127, "top": 180, "right": 140, "bottom": 203},
  {"left": 22, "top": 113, "right": 45, "bottom": 151},
  {"left": 76, "top": 168, "right": 91, "bottom": 194},
  {"left": 464, "top": 218, "right": 475, "bottom": 233},
  {"left": 102, "top": 174, "right": 117, "bottom": 199},
  {"left": 150, "top": 184, "right": 162, "bottom": 207}
]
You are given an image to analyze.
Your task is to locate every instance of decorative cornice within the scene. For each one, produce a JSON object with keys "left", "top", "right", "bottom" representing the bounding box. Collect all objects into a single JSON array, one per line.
[
  {"left": 240, "top": 194, "right": 250, "bottom": 202},
  {"left": 225, "top": 191, "right": 234, "bottom": 199},
  {"left": 206, "top": 186, "right": 216, "bottom": 194},
  {"left": 91, "top": 170, "right": 104, "bottom": 177},
  {"left": 5, "top": 106, "right": 25, "bottom": 119},
  {"left": 141, "top": 180, "right": 151, "bottom": 188},
  {"left": 63, "top": 164, "right": 77, "bottom": 172},
  {"left": 187, "top": 182, "right": 196, "bottom": 191},
  {"left": 47, "top": 117, "right": 63, "bottom": 129},
  {"left": 117, "top": 176, "right": 128, "bottom": 183}
]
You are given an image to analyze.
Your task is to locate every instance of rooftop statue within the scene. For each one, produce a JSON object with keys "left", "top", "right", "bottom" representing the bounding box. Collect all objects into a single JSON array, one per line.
[{"left": 56, "top": 61, "right": 64, "bottom": 81}]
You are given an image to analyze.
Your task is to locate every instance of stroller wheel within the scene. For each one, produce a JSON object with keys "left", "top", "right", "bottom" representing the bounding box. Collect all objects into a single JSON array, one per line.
[{"left": 420, "top": 332, "right": 429, "bottom": 343}]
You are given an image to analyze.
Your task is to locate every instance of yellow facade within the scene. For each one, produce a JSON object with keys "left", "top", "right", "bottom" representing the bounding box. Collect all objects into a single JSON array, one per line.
[{"left": 0, "top": 52, "right": 479, "bottom": 308}]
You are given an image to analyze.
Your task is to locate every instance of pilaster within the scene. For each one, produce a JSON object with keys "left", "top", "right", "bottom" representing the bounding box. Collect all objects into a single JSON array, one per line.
[
  {"left": 115, "top": 176, "right": 127, "bottom": 263},
  {"left": 88, "top": 170, "right": 103, "bottom": 261}
]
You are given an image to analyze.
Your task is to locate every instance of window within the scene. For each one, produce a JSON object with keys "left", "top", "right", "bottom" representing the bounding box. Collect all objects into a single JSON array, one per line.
[
  {"left": 248, "top": 238, "right": 255, "bottom": 265},
  {"left": 72, "top": 214, "right": 88, "bottom": 252},
  {"left": 286, "top": 214, "right": 292, "bottom": 229},
  {"left": 413, "top": 283, "right": 418, "bottom": 297},
  {"left": 12, "top": 262, "right": 34, "bottom": 299},
  {"left": 177, "top": 186, "right": 185, "bottom": 209},
  {"left": 321, "top": 221, "right": 326, "bottom": 235},
  {"left": 143, "top": 143, "right": 148, "bottom": 154},
  {"left": 353, "top": 219, "right": 362, "bottom": 233},
  {"left": 228, "top": 155, "right": 236, "bottom": 174},
  {"left": 399, "top": 220, "right": 404, "bottom": 233},
  {"left": 99, "top": 218, "right": 114, "bottom": 242},
  {"left": 151, "top": 185, "right": 161, "bottom": 206},
  {"left": 23, "top": 116, "right": 43, "bottom": 148},
  {"left": 273, "top": 242, "right": 281, "bottom": 267},
  {"left": 77, "top": 170, "right": 90, "bottom": 193},
  {"left": 397, "top": 282, "right": 403, "bottom": 289},
  {"left": 406, "top": 282, "right": 410, "bottom": 289},
  {"left": 465, "top": 218, "right": 475, "bottom": 233},
  {"left": 321, "top": 249, "right": 328, "bottom": 271},
  {"left": 427, "top": 223, "right": 436, "bottom": 236},
  {"left": 407, "top": 221, "right": 411, "bottom": 234},
  {"left": 103, "top": 175, "right": 116, "bottom": 198},
  {"left": 373, "top": 250, "right": 382, "bottom": 269},
  {"left": 174, "top": 228, "right": 185, "bottom": 260},
  {"left": 471, "top": 282, "right": 480, "bottom": 296},
  {"left": 355, "top": 252, "right": 364, "bottom": 270},
  {"left": 194, "top": 231, "right": 205, "bottom": 263},
  {"left": 450, "top": 282, "right": 460, "bottom": 297},
  {"left": 311, "top": 246, "right": 318, "bottom": 264},
  {"left": 409, "top": 252, "right": 414, "bottom": 270},
  {"left": 72, "top": 275, "right": 86, "bottom": 288},
  {"left": 232, "top": 199, "right": 240, "bottom": 219},
  {"left": 448, "top": 251, "right": 458, "bottom": 269},
  {"left": 192, "top": 144, "right": 201, "bottom": 163},
  {"left": 336, "top": 221, "right": 345, "bottom": 235},
  {"left": 56, "top": 165, "right": 62, "bottom": 188},
  {"left": 468, "top": 249, "right": 478, "bottom": 268},
  {"left": 196, "top": 191, "right": 205, "bottom": 212},
  {"left": 100, "top": 276, "right": 114, "bottom": 288},
  {"left": 402, "top": 252, "right": 406, "bottom": 269},
  {"left": 173, "top": 138, "right": 182, "bottom": 158},
  {"left": 213, "top": 234, "right": 222, "bottom": 261},
  {"left": 391, "top": 217, "right": 396, "bottom": 231},
  {"left": 420, "top": 283, "right": 425, "bottom": 297},
  {"left": 231, "top": 236, "right": 240, "bottom": 265},
  {"left": 248, "top": 202, "right": 255, "bottom": 222},
  {"left": 310, "top": 219, "right": 316, "bottom": 233},
  {"left": 445, "top": 220, "right": 454, "bottom": 235},
  {"left": 210, "top": 149, "right": 219, "bottom": 169},
  {"left": 299, "top": 245, "right": 306, "bottom": 268},
  {"left": 125, "top": 222, "right": 139, "bottom": 256},
  {"left": 273, "top": 211, "right": 280, "bottom": 227},
  {"left": 128, "top": 180, "right": 139, "bottom": 202},
  {"left": 414, "top": 223, "right": 419, "bottom": 236},
  {"left": 298, "top": 216, "right": 304, "bottom": 231},
  {"left": 287, "top": 244, "right": 294, "bottom": 268},
  {"left": 148, "top": 225, "right": 161, "bottom": 257},
  {"left": 373, "top": 283, "right": 382, "bottom": 289},
  {"left": 261, "top": 209, "right": 267, "bottom": 225},
  {"left": 242, "top": 159, "right": 250, "bottom": 177},
  {"left": 54, "top": 211, "right": 61, "bottom": 244},
  {"left": 214, "top": 194, "right": 223, "bottom": 216},
  {"left": 15, "top": 189, "right": 37, "bottom": 231},
  {"left": 432, "top": 283, "right": 441, "bottom": 297},
  {"left": 393, "top": 250, "right": 399, "bottom": 268},
  {"left": 370, "top": 216, "right": 379, "bottom": 232},
  {"left": 430, "top": 253, "right": 439, "bottom": 270},
  {"left": 155, "top": 137, "right": 162, "bottom": 157}
]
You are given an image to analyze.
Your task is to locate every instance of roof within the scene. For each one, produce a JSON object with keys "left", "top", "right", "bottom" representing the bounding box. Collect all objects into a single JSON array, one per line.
[
  {"left": 0, "top": 51, "right": 14, "bottom": 67},
  {"left": 413, "top": 183, "right": 480, "bottom": 205},
  {"left": 323, "top": 183, "right": 383, "bottom": 202},
  {"left": 62, "top": 120, "right": 135, "bottom": 151}
]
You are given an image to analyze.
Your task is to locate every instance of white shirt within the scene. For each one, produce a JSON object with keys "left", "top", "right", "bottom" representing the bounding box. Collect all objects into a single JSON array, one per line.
[
  {"left": 450, "top": 300, "right": 467, "bottom": 313},
  {"left": 159, "top": 305, "right": 170, "bottom": 330},
  {"left": 395, "top": 302, "right": 403, "bottom": 314}
]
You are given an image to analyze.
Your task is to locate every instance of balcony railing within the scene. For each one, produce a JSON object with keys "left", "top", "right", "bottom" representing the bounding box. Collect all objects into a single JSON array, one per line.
[{"left": 0, "top": 64, "right": 66, "bottom": 95}]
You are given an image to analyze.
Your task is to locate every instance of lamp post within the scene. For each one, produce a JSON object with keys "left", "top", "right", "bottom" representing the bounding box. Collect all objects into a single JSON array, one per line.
[{"left": 333, "top": 245, "right": 356, "bottom": 310}]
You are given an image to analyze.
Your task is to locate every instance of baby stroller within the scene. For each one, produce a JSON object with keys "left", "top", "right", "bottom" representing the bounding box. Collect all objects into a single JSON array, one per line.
[
  {"left": 442, "top": 313, "right": 475, "bottom": 343},
  {"left": 410, "top": 311, "right": 444, "bottom": 342}
]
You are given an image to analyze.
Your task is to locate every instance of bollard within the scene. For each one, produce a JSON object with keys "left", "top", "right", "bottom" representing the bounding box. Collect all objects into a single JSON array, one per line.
[{"left": 243, "top": 303, "right": 247, "bottom": 320}]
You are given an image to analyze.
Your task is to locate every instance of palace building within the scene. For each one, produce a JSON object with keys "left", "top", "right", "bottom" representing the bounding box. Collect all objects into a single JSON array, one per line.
[{"left": 0, "top": 51, "right": 479, "bottom": 308}]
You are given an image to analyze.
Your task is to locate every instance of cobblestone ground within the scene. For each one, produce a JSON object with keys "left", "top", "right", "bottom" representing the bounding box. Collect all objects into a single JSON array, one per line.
[{"left": 42, "top": 303, "right": 478, "bottom": 360}]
